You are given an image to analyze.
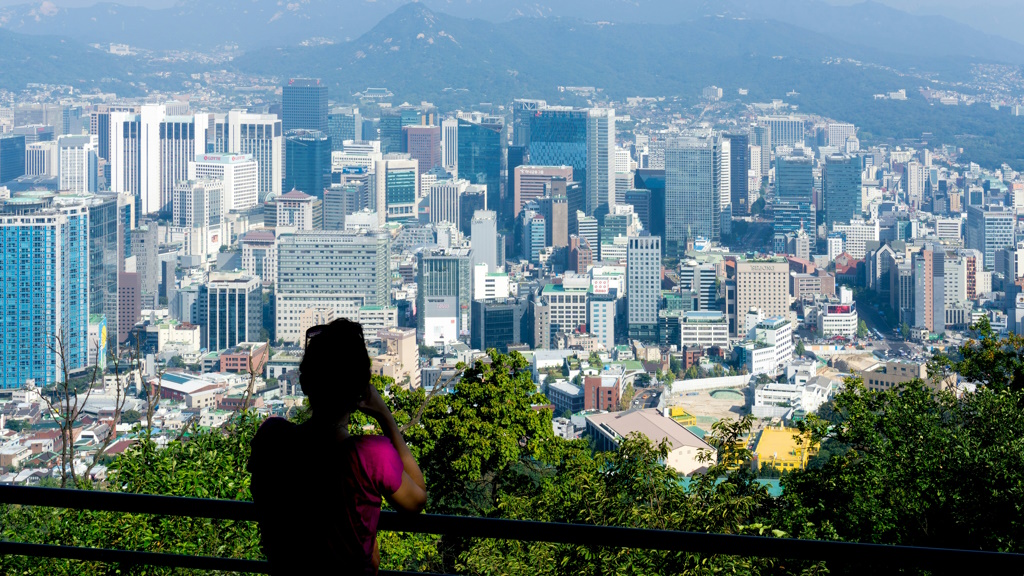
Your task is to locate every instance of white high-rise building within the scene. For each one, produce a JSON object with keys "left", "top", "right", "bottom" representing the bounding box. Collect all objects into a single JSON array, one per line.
[
  {"left": 441, "top": 118, "right": 459, "bottom": 178},
  {"left": 209, "top": 110, "right": 283, "bottom": 202},
  {"left": 832, "top": 218, "right": 880, "bottom": 259},
  {"left": 587, "top": 108, "right": 616, "bottom": 215},
  {"left": 172, "top": 179, "right": 225, "bottom": 259},
  {"left": 25, "top": 140, "right": 57, "bottom": 177},
  {"left": 429, "top": 178, "right": 469, "bottom": 226},
  {"left": 626, "top": 235, "right": 661, "bottom": 341},
  {"left": 905, "top": 161, "right": 927, "bottom": 210},
  {"left": 718, "top": 135, "right": 732, "bottom": 230},
  {"left": 188, "top": 153, "right": 259, "bottom": 212},
  {"left": 826, "top": 123, "right": 856, "bottom": 147},
  {"left": 373, "top": 158, "right": 418, "bottom": 226},
  {"left": 470, "top": 209, "right": 499, "bottom": 272},
  {"left": 109, "top": 104, "right": 207, "bottom": 215},
  {"left": 57, "top": 135, "right": 98, "bottom": 193}
]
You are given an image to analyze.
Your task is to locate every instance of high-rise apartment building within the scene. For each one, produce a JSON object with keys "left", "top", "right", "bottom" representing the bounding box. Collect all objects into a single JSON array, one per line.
[
  {"left": 188, "top": 153, "right": 259, "bottom": 212},
  {"left": 0, "top": 195, "right": 89, "bottom": 389},
  {"left": 57, "top": 135, "right": 98, "bottom": 193},
  {"left": 627, "top": 235, "right": 661, "bottom": 341},
  {"left": 275, "top": 230, "right": 391, "bottom": 342},
  {"left": 823, "top": 154, "right": 863, "bottom": 227},
  {"left": 282, "top": 78, "right": 328, "bottom": 133}
]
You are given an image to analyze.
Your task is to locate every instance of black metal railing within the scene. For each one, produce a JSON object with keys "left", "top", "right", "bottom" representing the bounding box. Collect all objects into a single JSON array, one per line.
[{"left": 0, "top": 484, "right": 1021, "bottom": 574}]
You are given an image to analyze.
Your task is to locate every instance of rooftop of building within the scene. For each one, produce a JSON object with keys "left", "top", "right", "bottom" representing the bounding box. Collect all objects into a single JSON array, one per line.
[{"left": 587, "top": 408, "right": 713, "bottom": 451}]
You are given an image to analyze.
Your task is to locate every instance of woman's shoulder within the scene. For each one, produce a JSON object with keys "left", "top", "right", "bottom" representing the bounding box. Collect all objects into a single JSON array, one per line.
[{"left": 252, "top": 417, "right": 299, "bottom": 448}]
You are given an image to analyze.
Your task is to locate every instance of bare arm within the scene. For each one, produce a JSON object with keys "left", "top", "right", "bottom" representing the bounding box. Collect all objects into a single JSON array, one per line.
[{"left": 358, "top": 387, "right": 427, "bottom": 513}]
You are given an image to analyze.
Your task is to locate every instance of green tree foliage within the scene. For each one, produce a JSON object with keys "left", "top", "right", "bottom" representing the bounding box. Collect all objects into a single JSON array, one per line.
[
  {"left": 619, "top": 383, "right": 636, "bottom": 410},
  {"left": 5, "top": 345, "right": 1024, "bottom": 575},
  {"left": 856, "top": 320, "right": 869, "bottom": 339},
  {"left": 795, "top": 340, "right": 806, "bottom": 357},
  {"left": 784, "top": 377, "right": 1024, "bottom": 554},
  {"left": 588, "top": 352, "right": 603, "bottom": 371}
]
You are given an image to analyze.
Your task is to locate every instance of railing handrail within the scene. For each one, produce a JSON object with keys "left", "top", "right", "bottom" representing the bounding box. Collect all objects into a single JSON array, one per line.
[{"left": 0, "top": 484, "right": 1021, "bottom": 572}]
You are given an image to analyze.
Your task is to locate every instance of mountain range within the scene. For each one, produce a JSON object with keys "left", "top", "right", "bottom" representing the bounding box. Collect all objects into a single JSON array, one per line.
[{"left": 0, "top": 0, "right": 1022, "bottom": 66}]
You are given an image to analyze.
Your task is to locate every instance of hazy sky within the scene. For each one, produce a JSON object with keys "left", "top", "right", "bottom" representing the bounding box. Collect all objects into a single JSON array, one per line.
[{"left": 0, "top": 0, "right": 1020, "bottom": 44}]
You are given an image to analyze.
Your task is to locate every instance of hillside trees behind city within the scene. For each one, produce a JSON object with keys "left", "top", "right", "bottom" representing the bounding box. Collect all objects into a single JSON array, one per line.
[{"left": 1, "top": 342, "right": 1022, "bottom": 574}]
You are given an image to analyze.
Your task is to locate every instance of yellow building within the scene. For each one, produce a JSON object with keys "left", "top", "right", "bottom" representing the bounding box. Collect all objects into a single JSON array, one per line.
[
  {"left": 753, "top": 426, "right": 817, "bottom": 472},
  {"left": 668, "top": 406, "right": 697, "bottom": 427}
]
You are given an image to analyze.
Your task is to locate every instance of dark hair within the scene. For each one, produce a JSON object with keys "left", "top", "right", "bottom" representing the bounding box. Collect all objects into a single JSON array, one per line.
[{"left": 299, "top": 319, "right": 372, "bottom": 416}]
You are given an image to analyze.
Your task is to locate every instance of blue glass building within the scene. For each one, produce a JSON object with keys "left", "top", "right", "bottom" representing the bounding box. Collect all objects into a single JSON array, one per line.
[
  {"left": 528, "top": 109, "right": 588, "bottom": 216},
  {"left": 284, "top": 129, "right": 332, "bottom": 200},
  {"left": 0, "top": 193, "right": 90, "bottom": 389},
  {"left": 457, "top": 119, "right": 503, "bottom": 226},
  {"left": 823, "top": 154, "right": 863, "bottom": 227},
  {"left": 0, "top": 134, "right": 26, "bottom": 184}
]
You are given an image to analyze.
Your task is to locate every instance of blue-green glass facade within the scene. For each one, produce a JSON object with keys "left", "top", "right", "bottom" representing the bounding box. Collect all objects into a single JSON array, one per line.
[
  {"left": 528, "top": 109, "right": 587, "bottom": 213},
  {"left": 385, "top": 168, "right": 417, "bottom": 222},
  {"left": 457, "top": 120, "right": 503, "bottom": 225},
  {"left": 284, "top": 129, "right": 332, "bottom": 200},
  {"left": 0, "top": 201, "right": 89, "bottom": 389},
  {"left": 823, "top": 154, "right": 863, "bottom": 227}
]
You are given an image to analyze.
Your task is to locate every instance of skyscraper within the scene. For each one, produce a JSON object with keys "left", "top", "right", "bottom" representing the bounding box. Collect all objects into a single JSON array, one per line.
[
  {"left": 87, "top": 193, "right": 131, "bottom": 350},
  {"left": 403, "top": 125, "right": 441, "bottom": 176},
  {"left": 457, "top": 118, "right": 502, "bottom": 225},
  {"left": 758, "top": 115, "right": 805, "bottom": 148},
  {"left": 57, "top": 135, "right": 98, "bottom": 193},
  {"left": 512, "top": 99, "right": 546, "bottom": 147},
  {"left": 627, "top": 235, "right": 661, "bottom": 341},
  {"left": 665, "top": 136, "right": 720, "bottom": 258},
  {"left": 189, "top": 153, "right": 259, "bottom": 212},
  {"left": 373, "top": 158, "right": 419, "bottom": 226},
  {"left": 529, "top": 108, "right": 588, "bottom": 213},
  {"left": 327, "top": 106, "right": 361, "bottom": 151},
  {"left": 967, "top": 205, "right": 1015, "bottom": 271},
  {"left": 172, "top": 179, "right": 225, "bottom": 259},
  {"left": 0, "top": 134, "right": 26, "bottom": 183},
  {"left": 209, "top": 110, "right": 284, "bottom": 202},
  {"left": 470, "top": 210, "right": 499, "bottom": 272},
  {"left": 282, "top": 78, "right": 328, "bottom": 133},
  {"left": 913, "top": 243, "right": 945, "bottom": 333},
  {"left": 284, "top": 129, "right": 331, "bottom": 200},
  {"left": 109, "top": 105, "right": 208, "bottom": 215},
  {"left": 514, "top": 165, "right": 573, "bottom": 218},
  {"left": 275, "top": 230, "right": 391, "bottom": 343},
  {"left": 725, "top": 132, "right": 749, "bottom": 215},
  {"left": 823, "top": 154, "right": 863, "bottom": 227},
  {"left": 587, "top": 108, "right": 616, "bottom": 217},
  {"left": 0, "top": 194, "right": 89, "bottom": 389},
  {"left": 202, "top": 272, "right": 263, "bottom": 352},
  {"left": 429, "top": 178, "right": 469, "bottom": 227},
  {"left": 417, "top": 248, "right": 473, "bottom": 338},
  {"left": 440, "top": 118, "right": 459, "bottom": 177}
]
